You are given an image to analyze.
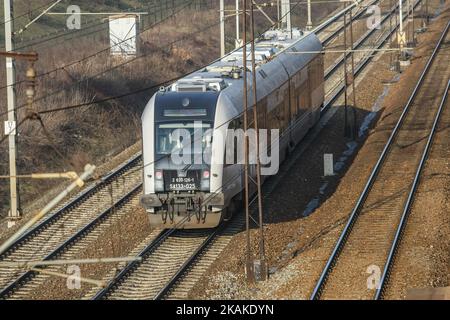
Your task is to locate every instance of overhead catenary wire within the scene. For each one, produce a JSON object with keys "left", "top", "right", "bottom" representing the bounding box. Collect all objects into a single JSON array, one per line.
[
  {"left": 1, "top": 0, "right": 372, "bottom": 255},
  {"left": 4, "top": 0, "right": 365, "bottom": 191},
  {"left": 1, "top": 0, "right": 181, "bottom": 50},
  {"left": 9, "top": 20, "right": 217, "bottom": 114},
  {"left": 1, "top": 1, "right": 266, "bottom": 119},
  {"left": 1, "top": 0, "right": 316, "bottom": 120},
  {"left": 0, "top": 0, "right": 342, "bottom": 264},
  {"left": 0, "top": 0, "right": 350, "bottom": 195},
  {"left": 15, "top": 0, "right": 64, "bottom": 36},
  {"left": 12, "top": 0, "right": 184, "bottom": 51}
]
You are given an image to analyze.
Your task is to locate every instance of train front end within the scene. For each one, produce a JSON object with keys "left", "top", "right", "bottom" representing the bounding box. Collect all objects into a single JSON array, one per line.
[{"left": 140, "top": 90, "right": 225, "bottom": 229}]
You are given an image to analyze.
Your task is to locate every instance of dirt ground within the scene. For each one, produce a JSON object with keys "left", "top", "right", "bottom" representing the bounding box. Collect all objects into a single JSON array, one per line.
[
  {"left": 0, "top": 142, "right": 141, "bottom": 243},
  {"left": 189, "top": 3, "right": 449, "bottom": 300}
]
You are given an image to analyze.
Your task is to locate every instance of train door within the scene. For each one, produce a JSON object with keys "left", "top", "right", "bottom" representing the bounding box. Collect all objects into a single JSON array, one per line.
[
  {"left": 292, "top": 68, "right": 311, "bottom": 143},
  {"left": 223, "top": 117, "right": 243, "bottom": 203}
]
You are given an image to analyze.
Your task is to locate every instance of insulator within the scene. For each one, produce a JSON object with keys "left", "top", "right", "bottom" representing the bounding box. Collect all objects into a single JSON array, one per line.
[{"left": 26, "top": 67, "right": 36, "bottom": 79}]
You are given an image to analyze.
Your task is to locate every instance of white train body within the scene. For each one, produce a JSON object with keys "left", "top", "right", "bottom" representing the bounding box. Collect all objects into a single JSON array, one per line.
[{"left": 141, "top": 29, "right": 324, "bottom": 228}]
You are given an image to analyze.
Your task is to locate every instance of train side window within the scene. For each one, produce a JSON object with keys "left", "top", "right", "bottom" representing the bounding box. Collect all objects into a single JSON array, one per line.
[
  {"left": 259, "top": 70, "right": 268, "bottom": 79},
  {"left": 224, "top": 119, "right": 242, "bottom": 167}
]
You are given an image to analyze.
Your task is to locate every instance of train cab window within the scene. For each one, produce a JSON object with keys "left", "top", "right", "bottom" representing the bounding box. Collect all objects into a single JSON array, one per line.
[{"left": 156, "top": 122, "right": 212, "bottom": 156}]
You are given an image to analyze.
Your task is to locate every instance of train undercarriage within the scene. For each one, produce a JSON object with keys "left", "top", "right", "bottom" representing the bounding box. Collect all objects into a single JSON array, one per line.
[{"left": 141, "top": 191, "right": 225, "bottom": 229}]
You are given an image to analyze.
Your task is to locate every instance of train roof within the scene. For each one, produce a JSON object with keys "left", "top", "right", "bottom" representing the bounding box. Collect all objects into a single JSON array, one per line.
[{"left": 166, "top": 28, "right": 322, "bottom": 95}]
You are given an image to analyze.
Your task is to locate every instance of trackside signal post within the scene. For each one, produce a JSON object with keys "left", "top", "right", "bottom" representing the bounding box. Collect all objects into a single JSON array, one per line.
[
  {"left": 3, "top": 0, "right": 20, "bottom": 227},
  {"left": 0, "top": 48, "right": 39, "bottom": 227},
  {"left": 2, "top": 0, "right": 39, "bottom": 227}
]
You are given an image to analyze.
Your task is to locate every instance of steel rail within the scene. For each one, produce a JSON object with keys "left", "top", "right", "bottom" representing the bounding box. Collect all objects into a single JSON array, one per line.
[
  {"left": 313, "top": 0, "right": 360, "bottom": 36},
  {"left": 0, "top": 0, "right": 403, "bottom": 298},
  {"left": 94, "top": 178, "right": 259, "bottom": 301},
  {"left": 16, "top": 1, "right": 370, "bottom": 263},
  {"left": 153, "top": 224, "right": 225, "bottom": 300},
  {"left": 320, "top": 0, "right": 380, "bottom": 47},
  {"left": 375, "top": 79, "right": 450, "bottom": 300},
  {"left": 0, "top": 0, "right": 371, "bottom": 257},
  {"left": 310, "top": 20, "right": 450, "bottom": 300},
  {"left": 324, "top": 1, "right": 400, "bottom": 81},
  {"left": 151, "top": 7, "right": 446, "bottom": 301},
  {"left": 81, "top": 1, "right": 408, "bottom": 300}
]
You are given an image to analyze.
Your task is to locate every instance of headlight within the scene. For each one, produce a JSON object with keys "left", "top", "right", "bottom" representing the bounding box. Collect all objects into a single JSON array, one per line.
[
  {"left": 201, "top": 170, "right": 210, "bottom": 191},
  {"left": 155, "top": 169, "right": 164, "bottom": 191}
]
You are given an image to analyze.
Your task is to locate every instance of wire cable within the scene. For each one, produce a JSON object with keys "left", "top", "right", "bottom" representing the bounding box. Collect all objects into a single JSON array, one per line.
[{"left": 0, "top": 0, "right": 195, "bottom": 91}]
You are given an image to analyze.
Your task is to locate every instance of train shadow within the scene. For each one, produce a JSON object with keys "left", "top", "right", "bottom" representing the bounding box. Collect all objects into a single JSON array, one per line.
[{"left": 250, "top": 104, "right": 384, "bottom": 227}]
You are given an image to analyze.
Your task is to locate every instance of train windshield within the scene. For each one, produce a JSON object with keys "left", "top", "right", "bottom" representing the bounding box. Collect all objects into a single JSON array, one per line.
[{"left": 156, "top": 122, "right": 213, "bottom": 158}]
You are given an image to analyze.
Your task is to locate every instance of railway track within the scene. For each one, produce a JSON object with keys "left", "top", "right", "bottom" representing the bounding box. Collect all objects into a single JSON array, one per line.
[
  {"left": 310, "top": 21, "right": 450, "bottom": 300},
  {"left": 0, "top": 154, "right": 142, "bottom": 299},
  {"left": 0, "top": 0, "right": 425, "bottom": 299},
  {"left": 92, "top": 215, "right": 243, "bottom": 300}
]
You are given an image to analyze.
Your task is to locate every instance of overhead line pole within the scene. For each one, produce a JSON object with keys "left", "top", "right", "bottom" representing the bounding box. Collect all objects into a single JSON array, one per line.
[
  {"left": 349, "top": 6, "right": 357, "bottom": 139},
  {"left": 307, "top": 0, "right": 313, "bottom": 30},
  {"left": 250, "top": 0, "right": 268, "bottom": 282},
  {"left": 236, "top": 0, "right": 241, "bottom": 48},
  {"left": 281, "top": 0, "right": 292, "bottom": 31},
  {"left": 242, "top": 0, "right": 255, "bottom": 284},
  {"left": 3, "top": 0, "right": 20, "bottom": 227},
  {"left": 343, "top": 2, "right": 349, "bottom": 137},
  {"left": 399, "top": 0, "right": 405, "bottom": 52},
  {"left": 277, "top": 0, "right": 280, "bottom": 28},
  {"left": 220, "top": 0, "right": 225, "bottom": 56},
  {"left": 389, "top": 0, "right": 394, "bottom": 67}
]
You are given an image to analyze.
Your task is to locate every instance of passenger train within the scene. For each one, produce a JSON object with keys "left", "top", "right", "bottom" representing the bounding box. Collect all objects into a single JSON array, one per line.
[{"left": 140, "top": 28, "right": 324, "bottom": 228}]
